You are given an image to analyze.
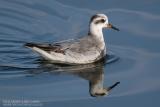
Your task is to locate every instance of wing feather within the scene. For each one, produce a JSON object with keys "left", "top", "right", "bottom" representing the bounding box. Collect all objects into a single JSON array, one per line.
[{"left": 25, "top": 43, "right": 66, "bottom": 54}]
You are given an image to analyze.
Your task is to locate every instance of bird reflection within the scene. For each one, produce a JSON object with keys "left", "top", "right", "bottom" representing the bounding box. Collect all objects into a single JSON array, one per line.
[{"left": 28, "top": 57, "right": 120, "bottom": 97}]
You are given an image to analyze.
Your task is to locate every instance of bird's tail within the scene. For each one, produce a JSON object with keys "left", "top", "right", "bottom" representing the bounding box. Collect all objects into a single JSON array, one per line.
[{"left": 24, "top": 42, "right": 41, "bottom": 48}]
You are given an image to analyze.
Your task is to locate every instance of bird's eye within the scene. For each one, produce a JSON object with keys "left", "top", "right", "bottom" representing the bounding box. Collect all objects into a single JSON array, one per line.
[{"left": 101, "top": 19, "right": 106, "bottom": 23}]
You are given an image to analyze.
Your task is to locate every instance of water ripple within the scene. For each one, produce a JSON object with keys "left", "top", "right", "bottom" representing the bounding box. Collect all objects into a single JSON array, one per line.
[
  {"left": 2, "top": 0, "right": 69, "bottom": 20},
  {"left": 0, "top": 0, "right": 159, "bottom": 104}
]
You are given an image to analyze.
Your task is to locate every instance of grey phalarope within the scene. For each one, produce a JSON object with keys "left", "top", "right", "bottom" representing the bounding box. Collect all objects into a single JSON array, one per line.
[{"left": 25, "top": 14, "right": 119, "bottom": 65}]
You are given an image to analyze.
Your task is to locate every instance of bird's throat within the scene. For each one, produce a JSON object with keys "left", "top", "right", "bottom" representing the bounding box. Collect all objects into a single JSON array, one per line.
[
  {"left": 89, "top": 24, "right": 104, "bottom": 40},
  {"left": 89, "top": 25, "right": 105, "bottom": 50}
]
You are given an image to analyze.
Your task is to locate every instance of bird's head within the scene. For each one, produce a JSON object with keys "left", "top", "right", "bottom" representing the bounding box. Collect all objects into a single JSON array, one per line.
[{"left": 89, "top": 14, "right": 119, "bottom": 32}]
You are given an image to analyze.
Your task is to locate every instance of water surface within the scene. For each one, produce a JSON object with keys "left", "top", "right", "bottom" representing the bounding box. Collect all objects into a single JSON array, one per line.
[{"left": 0, "top": 0, "right": 160, "bottom": 107}]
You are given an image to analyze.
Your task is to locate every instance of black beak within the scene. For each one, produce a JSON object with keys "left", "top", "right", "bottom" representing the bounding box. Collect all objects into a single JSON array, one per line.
[
  {"left": 107, "top": 81, "right": 120, "bottom": 91},
  {"left": 107, "top": 23, "right": 120, "bottom": 31}
]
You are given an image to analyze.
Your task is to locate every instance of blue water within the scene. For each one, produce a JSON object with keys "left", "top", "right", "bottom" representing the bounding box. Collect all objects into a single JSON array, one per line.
[{"left": 0, "top": 0, "right": 160, "bottom": 107}]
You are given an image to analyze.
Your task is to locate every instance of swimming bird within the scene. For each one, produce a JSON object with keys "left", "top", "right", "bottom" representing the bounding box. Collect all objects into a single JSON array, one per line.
[{"left": 25, "top": 14, "right": 119, "bottom": 65}]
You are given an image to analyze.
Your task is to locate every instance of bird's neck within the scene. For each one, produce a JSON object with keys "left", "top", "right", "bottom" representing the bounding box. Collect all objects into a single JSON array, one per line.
[
  {"left": 88, "top": 25, "right": 105, "bottom": 49},
  {"left": 89, "top": 24, "right": 104, "bottom": 42}
]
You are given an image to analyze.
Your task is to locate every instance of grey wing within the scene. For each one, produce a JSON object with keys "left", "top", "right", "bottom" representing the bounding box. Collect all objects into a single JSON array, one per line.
[
  {"left": 24, "top": 42, "right": 66, "bottom": 54},
  {"left": 25, "top": 36, "right": 97, "bottom": 55},
  {"left": 24, "top": 39, "right": 79, "bottom": 54},
  {"left": 68, "top": 36, "right": 98, "bottom": 53}
]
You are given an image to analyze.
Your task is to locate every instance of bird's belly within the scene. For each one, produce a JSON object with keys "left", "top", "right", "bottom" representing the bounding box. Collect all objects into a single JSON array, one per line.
[
  {"left": 34, "top": 46, "right": 106, "bottom": 64},
  {"left": 64, "top": 51, "right": 103, "bottom": 64}
]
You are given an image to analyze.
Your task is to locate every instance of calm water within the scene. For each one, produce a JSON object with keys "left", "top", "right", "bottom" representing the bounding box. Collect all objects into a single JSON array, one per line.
[{"left": 0, "top": 0, "right": 160, "bottom": 107}]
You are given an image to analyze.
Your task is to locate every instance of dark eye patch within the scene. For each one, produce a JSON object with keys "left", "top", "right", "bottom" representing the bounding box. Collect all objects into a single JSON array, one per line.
[
  {"left": 95, "top": 19, "right": 106, "bottom": 24},
  {"left": 101, "top": 19, "right": 106, "bottom": 23}
]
